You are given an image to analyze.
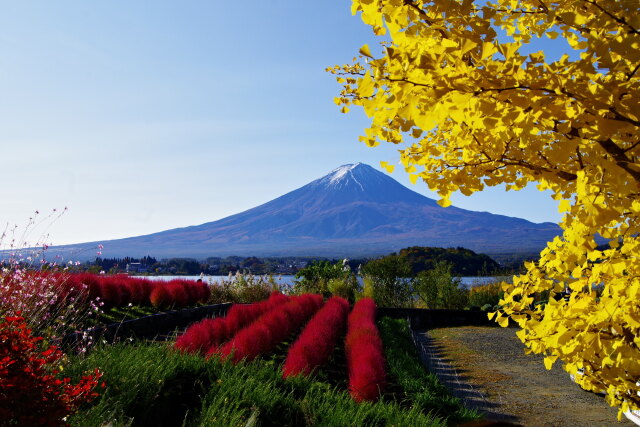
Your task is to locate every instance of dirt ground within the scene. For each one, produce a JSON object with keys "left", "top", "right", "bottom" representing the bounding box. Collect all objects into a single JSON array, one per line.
[{"left": 423, "top": 326, "right": 634, "bottom": 427}]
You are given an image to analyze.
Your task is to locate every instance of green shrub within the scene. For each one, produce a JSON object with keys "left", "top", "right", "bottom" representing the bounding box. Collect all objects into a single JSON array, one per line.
[
  {"left": 468, "top": 282, "right": 504, "bottom": 309},
  {"left": 209, "top": 274, "right": 280, "bottom": 304},
  {"left": 361, "top": 255, "right": 413, "bottom": 307},
  {"left": 413, "top": 261, "right": 468, "bottom": 309},
  {"left": 326, "top": 277, "right": 358, "bottom": 302},
  {"left": 293, "top": 260, "right": 356, "bottom": 298}
]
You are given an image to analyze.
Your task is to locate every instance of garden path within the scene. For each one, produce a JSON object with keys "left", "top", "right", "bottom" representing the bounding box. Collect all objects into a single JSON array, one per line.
[{"left": 415, "top": 326, "right": 634, "bottom": 426}]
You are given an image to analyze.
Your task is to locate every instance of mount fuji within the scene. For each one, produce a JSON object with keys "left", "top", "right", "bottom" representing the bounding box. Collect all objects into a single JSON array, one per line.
[{"left": 62, "top": 163, "right": 561, "bottom": 259}]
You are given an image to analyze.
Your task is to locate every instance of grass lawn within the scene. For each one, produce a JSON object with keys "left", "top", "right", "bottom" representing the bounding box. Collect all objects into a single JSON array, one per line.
[{"left": 64, "top": 317, "right": 479, "bottom": 426}]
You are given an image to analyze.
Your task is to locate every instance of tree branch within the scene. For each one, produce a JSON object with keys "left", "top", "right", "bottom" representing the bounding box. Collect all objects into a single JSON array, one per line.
[
  {"left": 582, "top": 0, "right": 640, "bottom": 35},
  {"left": 596, "top": 139, "right": 640, "bottom": 184}
]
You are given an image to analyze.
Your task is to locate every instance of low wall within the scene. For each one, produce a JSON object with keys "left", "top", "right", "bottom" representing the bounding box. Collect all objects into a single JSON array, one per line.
[
  {"left": 63, "top": 304, "right": 498, "bottom": 352},
  {"left": 377, "top": 307, "right": 496, "bottom": 330},
  {"left": 62, "top": 303, "right": 232, "bottom": 350}
]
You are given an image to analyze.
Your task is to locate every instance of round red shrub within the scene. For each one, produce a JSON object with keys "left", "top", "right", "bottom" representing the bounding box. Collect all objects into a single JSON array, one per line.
[
  {"left": 98, "top": 278, "right": 122, "bottom": 307},
  {"left": 125, "top": 278, "right": 147, "bottom": 305},
  {"left": 150, "top": 285, "right": 172, "bottom": 309},
  {"left": 0, "top": 314, "right": 102, "bottom": 425},
  {"left": 111, "top": 276, "right": 132, "bottom": 306},
  {"left": 78, "top": 273, "right": 101, "bottom": 301},
  {"left": 175, "top": 317, "right": 228, "bottom": 354},
  {"left": 167, "top": 282, "right": 189, "bottom": 308},
  {"left": 199, "top": 282, "right": 211, "bottom": 303}
]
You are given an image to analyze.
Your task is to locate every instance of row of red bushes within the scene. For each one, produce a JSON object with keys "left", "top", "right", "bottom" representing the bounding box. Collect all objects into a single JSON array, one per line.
[
  {"left": 174, "top": 294, "right": 386, "bottom": 403},
  {"left": 214, "top": 293, "right": 324, "bottom": 363},
  {"left": 345, "top": 298, "right": 386, "bottom": 402},
  {"left": 174, "top": 292, "right": 289, "bottom": 354},
  {"left": 3, "top": 271, "right": 211, "bottom": 309},
  {"left": 74, "top": 273, "right": 211, "bottom": 309},
  {"left": 282, "top": 296, "right": 350, "bottom": 378}
]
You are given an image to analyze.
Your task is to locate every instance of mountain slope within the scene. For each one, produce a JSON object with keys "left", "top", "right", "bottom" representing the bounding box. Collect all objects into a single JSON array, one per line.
[{"left": 61, "top": 163, "right": 561, "bottom": 259}]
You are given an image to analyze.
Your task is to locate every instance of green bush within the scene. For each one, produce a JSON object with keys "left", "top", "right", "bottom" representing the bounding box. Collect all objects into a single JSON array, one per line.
[
  {"left": 361, "top": 255, "right": 413, "bottom": 307},
  {"left": 293, "top": 260, "right": 356, "bottom": 298},
  {"left": 468, "top": 282, "right": 504, "bottom": 310},
  {"left": 326, "top": 277, "right": 358, "bottom": 303},
  {"left": 209, "top": 273, "right": 280, "bottom": 304},
  {"left": 413, "top": 261, "right": 468, "bottom": 309}
]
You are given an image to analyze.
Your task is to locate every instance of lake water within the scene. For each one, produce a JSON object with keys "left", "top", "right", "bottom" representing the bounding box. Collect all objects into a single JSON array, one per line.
[{"left": 133, "top": 274, "right": 511, "bottom": 289}]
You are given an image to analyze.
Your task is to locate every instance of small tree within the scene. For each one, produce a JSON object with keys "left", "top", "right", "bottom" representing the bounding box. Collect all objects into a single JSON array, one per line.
[
  {"left": 414, "top": 261, "right": 468, "bottom": 309},
  {"left": 294, "top": 260, "right": 357, "bottom": 299},
  {"left": 361, "top": 255, "right": 412, "bottom": 307}
]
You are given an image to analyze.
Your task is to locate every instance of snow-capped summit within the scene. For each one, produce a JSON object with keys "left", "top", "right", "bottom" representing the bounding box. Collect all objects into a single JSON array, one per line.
[
  {"left": 60, "top": 163, "right": 561, "bottom": 259},
  {"left": 326, "top": 164, "right": 364, "bottom": 188},
  {"left": 310, "top": 163, "right": 428, "bottom": 205}
]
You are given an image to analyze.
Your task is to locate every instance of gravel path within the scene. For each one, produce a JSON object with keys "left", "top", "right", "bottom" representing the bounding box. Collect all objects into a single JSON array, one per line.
[{"left": 419, "top": 326, "right": 634, "bottom": 427}]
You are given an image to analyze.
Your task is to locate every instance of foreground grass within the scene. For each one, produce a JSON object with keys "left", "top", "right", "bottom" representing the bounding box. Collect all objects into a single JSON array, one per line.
[
  {"left": 97, "top": 306, "right": 158, "bottom": 325},
  {"left": 378, "top": 318, "right": 480, "bottom": 424},
  {"left": 65, "top": 318, "right": 477, "bottom": 426}
]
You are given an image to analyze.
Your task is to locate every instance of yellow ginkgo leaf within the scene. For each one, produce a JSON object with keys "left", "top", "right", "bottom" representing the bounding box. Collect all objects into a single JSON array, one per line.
[
  {"left": 544, "top": 355, "right": 558, "bottom": 370},
  {"left": 359, "top": 44, "right": 373, "bottom": 58},
  {"left": 437, "top": 198, "right": 451, "bottom": 208},
  {"left": 380, "top": 161, "right": 395, "bottom": 173}
]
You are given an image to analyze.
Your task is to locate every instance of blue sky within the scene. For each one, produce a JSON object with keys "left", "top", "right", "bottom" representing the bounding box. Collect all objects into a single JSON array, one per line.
[{"left": 1, "top": 1, "right": 564, "bottom": 247}]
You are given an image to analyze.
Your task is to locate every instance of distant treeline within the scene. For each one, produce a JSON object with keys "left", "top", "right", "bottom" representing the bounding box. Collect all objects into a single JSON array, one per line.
[
  {"left": 387, "top": 246, "right": 501, "bottom": 276},
  {"left": 75, "top": 246, "right": 531, "bottom": 276},
  {"left": 85, "top": 255, "right": 365, "bottom": 276}
]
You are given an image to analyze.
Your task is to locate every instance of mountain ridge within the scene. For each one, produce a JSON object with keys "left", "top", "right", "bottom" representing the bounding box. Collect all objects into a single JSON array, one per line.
[{"left": 57, "top": 163, "right": 560, "bottom": 260}]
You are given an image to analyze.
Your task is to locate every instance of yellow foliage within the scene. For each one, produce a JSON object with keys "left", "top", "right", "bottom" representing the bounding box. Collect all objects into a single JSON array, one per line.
[{"left": 330, "top": 0, "right": 640, "bottom": 417}]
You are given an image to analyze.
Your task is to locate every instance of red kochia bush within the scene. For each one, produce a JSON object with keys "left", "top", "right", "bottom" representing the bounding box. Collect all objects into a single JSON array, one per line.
[
  {"left": 61, "top": 273, "right": 210, "bottom": 309},
  {"left": 125, "top": 278, "right": 148, "bottom": 305},
  {"left": 51, "top": 273, "right": 86, "bottom": 305},
  {"left": 174, "top": 292, "right": 289, "bottom": 354},
  {"left": 76, "top": 273, "right": 101, "bottom": 301},
  {"left": 0, "top": 314, "right": 102, "bottom": 426},
  {"left": 344, "top": 298, "right": 386, "bottom": 402},
  {"left": 166, "top": 281, "right": 189, "bottom": 308},
  {"left": 214, "top": 293, "right": 323, "bottom": 364},
  {"left": 149, "top": 285, "right": 172, "bottom": 309},
  {"left": 111, "top": 276, "right": 133, "bottom": 306},
  {"left": 5, "top": 271, "right": 212, "bottom": 311},
  {"left": 97, "top": 277, "right": 123, "bottom": 308},
  {"left": 149, "top": 279, "right": 212, "bottom": 309},
  {"left": 282, "top": 296, "right": 349, "bottom": 378}
]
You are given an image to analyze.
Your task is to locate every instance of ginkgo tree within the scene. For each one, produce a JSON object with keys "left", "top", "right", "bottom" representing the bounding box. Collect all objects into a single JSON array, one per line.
[{"left": 329, "top": 0, "right": 640, "bottom": 418}]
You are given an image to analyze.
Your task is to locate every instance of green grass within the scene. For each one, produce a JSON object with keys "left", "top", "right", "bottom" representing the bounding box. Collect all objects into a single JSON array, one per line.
[
  {"left": 378, "top": 318, "right": 481, "bottom": 425},
  {"left": 64, "top": 317, "right": 479, "bottom": 426},
  {"left": 97, "top": 306, "right": 158, "bottom": 325}
]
